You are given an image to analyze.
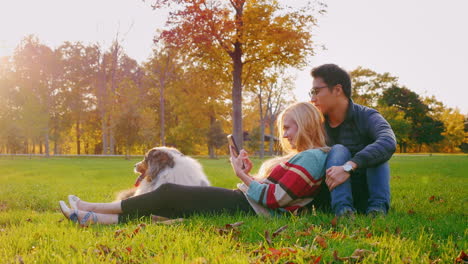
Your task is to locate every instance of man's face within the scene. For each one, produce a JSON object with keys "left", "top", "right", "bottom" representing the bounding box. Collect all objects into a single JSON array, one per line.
[{"left": 310, "top": 77, "right": 335, "bottom": 115}]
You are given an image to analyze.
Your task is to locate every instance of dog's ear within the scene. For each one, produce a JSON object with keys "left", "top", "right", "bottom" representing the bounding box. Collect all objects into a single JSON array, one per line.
[{"left": 146, "top": 150, "right": 175, "bottom": 181}]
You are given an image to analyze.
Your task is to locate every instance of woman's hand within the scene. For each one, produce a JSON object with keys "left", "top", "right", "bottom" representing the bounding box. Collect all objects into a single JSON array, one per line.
[
  {"left": 229, "top": 147, "right": 253, "bottom": 186},
  {"left": 239, "top": 150, "right": 253, "bottom": 174}
]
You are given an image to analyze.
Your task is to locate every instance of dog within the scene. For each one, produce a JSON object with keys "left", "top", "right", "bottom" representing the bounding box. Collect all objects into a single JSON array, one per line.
[{"left": 116, "top": 147, "right": 210, "bottom": 200}]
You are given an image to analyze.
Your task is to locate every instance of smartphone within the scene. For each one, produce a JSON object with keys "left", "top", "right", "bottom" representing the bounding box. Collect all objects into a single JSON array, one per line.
[
  {"left": 227, "top": 134, "right": 240, "bottom": 157},
  {"left": 227, "top": 134, "right": 245, "bottom": 169}
]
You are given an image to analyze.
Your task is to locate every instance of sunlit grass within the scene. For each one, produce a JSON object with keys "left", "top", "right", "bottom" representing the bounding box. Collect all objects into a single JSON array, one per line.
[{"left": 0, "top": 155, "right": 466, "bottom": 263}]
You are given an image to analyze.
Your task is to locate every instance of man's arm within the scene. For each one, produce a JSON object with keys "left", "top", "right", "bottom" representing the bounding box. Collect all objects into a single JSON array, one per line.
[{"left": 350, "top": 111, "right": 397, "bottom": 169}]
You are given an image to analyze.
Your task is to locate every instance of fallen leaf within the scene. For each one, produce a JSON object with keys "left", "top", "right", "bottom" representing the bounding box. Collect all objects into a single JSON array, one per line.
[
  {"left": 114, "top": 229, "right": 126, "bottom": 238},
  {"left": 310, "top": 255, "right": 322, "bottom": 264},
  {"left": 69, "top": 245, "right": 78, "bottom": 252},
  {"left": 154, "top": 218, "right": 184, "bottom": 225},
  {"left": 328, "top": 231, "right": 346, "bottom": 240},
  {"left": 333, "top": 250, "right": 347, "bottom": 261},
  {"left": 407, "top": 209, "right": 415, "bottom": 215},
  {"left": 428, "top": 195, "right": 445, "bottom": 203},
  {"left": 402, "top": 256, "right": 412, "bottom": 263},
  {"left": 295, "top": 230, "right": 312, "bottom": 236},
  {"left": 265, "top": 230, "right": 272, "bottom": 246},
  {"left": 126, "top": 247, "right": 132, "bottom": 254},
  {"left": 259, "top": 247, "right": 297, "bottom": 262},
  {"left": 365, "top": 232, "right": 373, "bottom": 238},
  {"left": 96, "top": 244, "right": 111, "bottom": 255},
  {"left": 272, "top": 225, "right": 288, "bottom": 238},
  {"left": 455, "top": 250, "right": 468, "bottom": 263},
  {"left": 395, "top": 227, "right": 402, "bottom": 235},
  {"left": 314, "top": 235, "right": 327, "bottom": 249},
  {"left": 295, "top": 225, "right": 316, "bottom": 236},
  {"left": 331, "top": 216, "right": 338, "bottom": 227},
  {"left": 132, "top": 223, "right": 146, "bottom": 236},
  {"left": 151, "top": 215, "right": 171, "bottom": 222},
  {"left": 15, "top": 255, "right": 24, "bottom": 264},
  {"left": 225, "top": 221, "right": 244, "bottom": 228},
  {"left": 26, "top": 218, "right": 32, "bottom": 222},
  {"left": 351, "top": 249, "right": 374, "bottom": 259}
]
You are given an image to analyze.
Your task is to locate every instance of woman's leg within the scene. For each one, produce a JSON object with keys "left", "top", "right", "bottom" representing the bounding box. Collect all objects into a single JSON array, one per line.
[
  {"left": 119, "top": 183, "right": 254, "bottom": 222},
  {"left": 75, "top": 200, "right": 123, "bottom": 214}
]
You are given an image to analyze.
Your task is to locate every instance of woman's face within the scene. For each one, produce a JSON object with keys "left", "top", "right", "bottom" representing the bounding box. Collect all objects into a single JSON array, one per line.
[{"left": 282, "top": 114, "right": 298, "bottom": 148}]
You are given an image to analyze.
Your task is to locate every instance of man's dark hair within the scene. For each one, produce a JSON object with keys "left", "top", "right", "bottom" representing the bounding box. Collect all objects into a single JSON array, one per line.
[{"left": 311, "top": 64, "right": 352, "bottom": 98}]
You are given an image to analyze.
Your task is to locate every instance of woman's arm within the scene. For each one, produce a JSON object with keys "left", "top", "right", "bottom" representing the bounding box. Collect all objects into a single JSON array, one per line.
[{"left": 246, "top": 150, "right": 326, "bottom": 209}]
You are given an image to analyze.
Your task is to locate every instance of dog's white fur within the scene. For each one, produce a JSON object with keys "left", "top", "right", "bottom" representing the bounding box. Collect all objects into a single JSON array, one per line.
[{"left": 117, "top": 147, "right": 210, "bottom": 200}]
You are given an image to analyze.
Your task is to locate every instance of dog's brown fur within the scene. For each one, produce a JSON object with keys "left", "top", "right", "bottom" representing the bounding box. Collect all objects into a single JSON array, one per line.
[{"left": 116, "top": 148, "right": 176, "bottom": 200}]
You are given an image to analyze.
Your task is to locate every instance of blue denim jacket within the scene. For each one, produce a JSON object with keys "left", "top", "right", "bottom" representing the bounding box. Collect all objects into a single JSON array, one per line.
[{"left": 325, "top": 100, "right": 397, "bottom": 169}]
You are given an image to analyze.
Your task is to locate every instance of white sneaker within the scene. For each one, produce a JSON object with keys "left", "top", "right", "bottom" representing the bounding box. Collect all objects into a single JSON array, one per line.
[{"left": 68, "top": 195, "right": 81, "bottom": 210}]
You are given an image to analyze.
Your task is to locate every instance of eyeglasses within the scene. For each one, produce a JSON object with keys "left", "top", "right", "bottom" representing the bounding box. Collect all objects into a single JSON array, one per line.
[{"left": 308, "top": 85, "right": 328, "bottom": 98}]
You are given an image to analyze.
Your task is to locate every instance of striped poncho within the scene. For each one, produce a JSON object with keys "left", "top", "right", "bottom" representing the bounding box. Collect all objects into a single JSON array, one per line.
[{"left": 238, "top": 148, "right": 328, "bottom": 217}]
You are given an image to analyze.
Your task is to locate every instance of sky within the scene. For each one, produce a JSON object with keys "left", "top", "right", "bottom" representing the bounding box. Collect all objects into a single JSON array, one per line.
[{"left": 1, "top": 0, "right": 467, "bottom": 114}]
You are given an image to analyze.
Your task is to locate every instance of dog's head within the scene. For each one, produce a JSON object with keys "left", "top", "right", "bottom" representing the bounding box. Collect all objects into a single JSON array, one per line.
[{"left": 135, "top": 147, "right": 176, "bottom": 182}]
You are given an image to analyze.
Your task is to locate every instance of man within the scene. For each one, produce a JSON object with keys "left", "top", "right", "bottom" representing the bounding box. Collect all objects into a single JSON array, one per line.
[{"left": 310, "top": 64, "right": 396, "bottom": 217}]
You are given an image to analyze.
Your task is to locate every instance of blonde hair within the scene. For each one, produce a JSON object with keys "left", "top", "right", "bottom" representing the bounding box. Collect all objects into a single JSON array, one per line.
[{"left": 256, "top": 102, "right": 329, "bottom": 179}]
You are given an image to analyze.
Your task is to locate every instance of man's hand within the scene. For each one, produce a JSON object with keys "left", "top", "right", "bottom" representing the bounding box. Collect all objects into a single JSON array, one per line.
[{"left": 325, "top": 165, "right": 351, "bottom": 191}]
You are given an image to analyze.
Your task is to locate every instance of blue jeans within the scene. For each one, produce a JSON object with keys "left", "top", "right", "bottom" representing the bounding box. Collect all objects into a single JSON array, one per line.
[{"left": 326, "top": 144, "right": 390, "bottom": 215}]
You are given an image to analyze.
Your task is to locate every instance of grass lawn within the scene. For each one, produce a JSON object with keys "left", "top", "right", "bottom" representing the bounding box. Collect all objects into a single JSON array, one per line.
[{"left": 0, "top": 155, "right": 466, "bottom": 263}]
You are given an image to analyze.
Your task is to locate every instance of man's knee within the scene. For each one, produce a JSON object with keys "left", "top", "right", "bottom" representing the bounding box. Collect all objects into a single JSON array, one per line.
[{"left": 326, "top": 144, "right": 352, "bottom": 167}]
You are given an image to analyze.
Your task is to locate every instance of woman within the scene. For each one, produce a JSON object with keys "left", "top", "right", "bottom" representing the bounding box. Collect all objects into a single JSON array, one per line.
[{"left": 59, "top": 102, "right": 329, "bottom": 225}]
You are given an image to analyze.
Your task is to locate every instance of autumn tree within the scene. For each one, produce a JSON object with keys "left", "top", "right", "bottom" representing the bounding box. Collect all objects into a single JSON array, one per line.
[
  {"left": 145, "top": 46, "right": 179, "bottom": 146},
  {"left": 0, "top": 56, "right": 23, "bottom": 153},
  {"left": 150, "top": 0, "right": 323, "bottom": 149},
  {"left": 59, "top": 42, "right": 99, "bottom": 154},
  {"left": 426, "top": 107, "right": 465, "bottom": 153},
  {"left": 247, "top": 69, "right": 294, "bottom": 157},
  {"left": 380, "top": 85, "right": 444, "bottom": 152},
  {"left": 350, "top": 67, "right": 398, "bottom": 107},
  {"left": 377, "top": 106, "right": 411, "bottom": 152},
  {"left": 460, "top": 116, "right": 468, "bottom": 153},
  {"left": 11, "top": 36, "right": 63, "bottom": 156}
]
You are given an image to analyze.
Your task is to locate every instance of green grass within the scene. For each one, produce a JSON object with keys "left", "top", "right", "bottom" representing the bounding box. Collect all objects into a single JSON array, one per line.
[{"left": 0, "top": 155, "right": 466, "bottom": 263}]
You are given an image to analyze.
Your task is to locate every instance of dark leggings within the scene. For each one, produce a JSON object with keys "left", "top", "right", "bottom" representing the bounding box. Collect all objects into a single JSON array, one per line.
[{"left": 119, "top": 183, "right": 255, "bottom": 223}]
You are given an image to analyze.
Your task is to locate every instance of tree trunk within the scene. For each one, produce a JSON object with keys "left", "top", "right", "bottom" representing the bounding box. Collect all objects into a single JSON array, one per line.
[
  {"left": 24, "top": 140, "right": 28, "bottom": 154},
  {"left": 97, "top": 51, "right": 108, "bottom": 155},
  {"left": 76, "top": 120, "right": 81, "bottom": 155},
  {"left": 269, "top": 119, "right": 275, "bottom": 155},
  {"left": 258, "top": 94, "right": 265, "bottom": 159},
  {"left": 109, "top": 41, "right": 120, "bottom": 155},
  {"left": 232, "top": 45, "right": 243, "bottom": 149},
  {"left": 208, "top": 115, "right": 216, "bottom": 159},
  {"left": 231, "top": 1, "right": 244, "bottom": 150},
  {"left": 109, "top": 122, "right": 115, "bottom": 155},
  {"left": 159, "top": 80, "right": 166, "bottom": 146}
]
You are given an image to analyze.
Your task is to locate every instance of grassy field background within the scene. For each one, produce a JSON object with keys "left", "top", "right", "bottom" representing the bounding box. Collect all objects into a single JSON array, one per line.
[{"left": 0, "top": 155, "right": 466, "bottom": 263}]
